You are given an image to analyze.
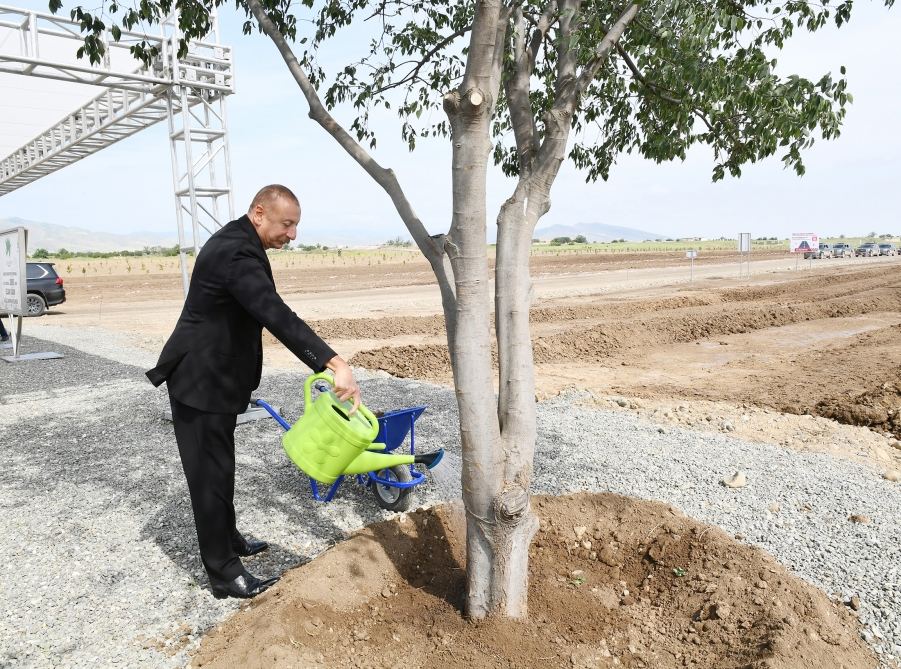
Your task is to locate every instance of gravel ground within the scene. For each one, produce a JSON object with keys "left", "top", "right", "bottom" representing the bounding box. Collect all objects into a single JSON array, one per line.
[{"left": 1, "top": 334, "right": 899, "bottom": 668}]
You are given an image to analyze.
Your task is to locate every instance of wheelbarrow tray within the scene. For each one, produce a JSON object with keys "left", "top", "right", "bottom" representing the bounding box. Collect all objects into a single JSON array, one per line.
[{"left": 374, "top": 406, "right": 426, "bottom": 452}]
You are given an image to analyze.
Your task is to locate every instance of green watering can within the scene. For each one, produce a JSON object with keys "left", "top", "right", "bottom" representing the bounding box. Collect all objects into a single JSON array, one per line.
[{"left": 282, "top": 372, "right": 415, "bottom": 484}]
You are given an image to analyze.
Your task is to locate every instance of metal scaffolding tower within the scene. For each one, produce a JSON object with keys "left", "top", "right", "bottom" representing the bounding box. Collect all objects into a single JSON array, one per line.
[{"left": 0, "top": 4, "right": 235, "bottom": 291}]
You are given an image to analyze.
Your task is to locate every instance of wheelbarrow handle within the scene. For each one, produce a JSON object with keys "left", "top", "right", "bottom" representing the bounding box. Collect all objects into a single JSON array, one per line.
[{"left": 253, "top": 399, "right": 291, "bottom": 431}]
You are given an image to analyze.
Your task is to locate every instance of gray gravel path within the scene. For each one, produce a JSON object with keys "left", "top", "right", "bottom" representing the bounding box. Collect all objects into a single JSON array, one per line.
[{"left": 1, "top": 335, "right": 898, "bottom": 668}]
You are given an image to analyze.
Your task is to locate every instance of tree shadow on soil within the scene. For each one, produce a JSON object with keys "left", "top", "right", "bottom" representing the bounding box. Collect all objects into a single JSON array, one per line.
[{"left": 364, "top": 502, "right": 467, "bottom": 613}]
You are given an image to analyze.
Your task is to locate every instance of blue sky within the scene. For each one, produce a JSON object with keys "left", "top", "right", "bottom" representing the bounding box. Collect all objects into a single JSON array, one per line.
[{"left": 0, "top": 1, "right": 899, "bottom": 243}]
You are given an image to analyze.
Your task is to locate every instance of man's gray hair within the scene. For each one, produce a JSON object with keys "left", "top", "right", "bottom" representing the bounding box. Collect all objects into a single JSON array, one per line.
[{"left": 248, "top": 184, "right": 299, "bottom": 212}]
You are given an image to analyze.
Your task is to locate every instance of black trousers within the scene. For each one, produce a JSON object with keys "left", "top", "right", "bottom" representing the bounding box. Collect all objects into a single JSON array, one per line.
[{"left": 169, "top": 395, "right": 243, "bottom": 581}]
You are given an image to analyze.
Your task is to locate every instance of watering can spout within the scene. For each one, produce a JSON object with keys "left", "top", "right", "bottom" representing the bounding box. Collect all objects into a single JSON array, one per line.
[
  {"left": 414, "top": 449, "right": 444, "bottom": 470},
  {"left": 339, "top": 447, "right": 445, "bottom": 476}
]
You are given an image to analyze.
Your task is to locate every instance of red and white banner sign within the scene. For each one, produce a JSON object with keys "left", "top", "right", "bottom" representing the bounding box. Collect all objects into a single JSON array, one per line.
[{"left": 789, "top": 232, "right": 818, "bottom": 254}]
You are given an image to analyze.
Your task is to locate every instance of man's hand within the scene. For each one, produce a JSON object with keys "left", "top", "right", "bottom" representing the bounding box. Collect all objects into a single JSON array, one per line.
[{"left": 325, "top": 356, "right": 361, "bottom": 414}]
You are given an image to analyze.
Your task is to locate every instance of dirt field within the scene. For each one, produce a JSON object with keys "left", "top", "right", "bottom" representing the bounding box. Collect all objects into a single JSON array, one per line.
[
  {"left": 350, "top": 264, "right": 901, "bottom": 442},
  {"left": 35, "top": 250, "right": 901, "bottom": 465},
  {"left": 22, "top": 248, "right": 901, "bottom": 667}
]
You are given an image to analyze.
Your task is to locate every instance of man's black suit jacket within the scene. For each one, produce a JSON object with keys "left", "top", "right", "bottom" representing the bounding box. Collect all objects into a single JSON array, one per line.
[{"left": 146, "top": 215, "right": 336, "bottom": 414}]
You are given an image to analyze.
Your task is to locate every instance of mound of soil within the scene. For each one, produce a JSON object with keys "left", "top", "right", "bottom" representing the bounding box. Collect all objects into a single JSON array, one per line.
[
  {"left": 192, "top": 494, "right": 873, "bottom": 669},
  {"left": 816, "top": 381, "right": 901, "bottom": 438},
  {"left": 806, "top": 326, "right": 901, "bottom": 438}
]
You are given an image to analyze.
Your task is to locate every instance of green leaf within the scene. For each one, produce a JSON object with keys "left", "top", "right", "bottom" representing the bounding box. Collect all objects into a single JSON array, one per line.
[{"left": 55, "top": 0, "right": 881, "bottom": 185}]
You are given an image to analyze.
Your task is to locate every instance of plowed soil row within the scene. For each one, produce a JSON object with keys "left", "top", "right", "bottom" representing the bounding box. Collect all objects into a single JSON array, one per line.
[
  {"left": 59, "top": 247, "right": 786, "bottom": 304},
  {"left": 346, "top": 267, "right": 901, "bottom": 437},
  {"left": 320, "top": 267, "right": 893, "bottom": 339}
]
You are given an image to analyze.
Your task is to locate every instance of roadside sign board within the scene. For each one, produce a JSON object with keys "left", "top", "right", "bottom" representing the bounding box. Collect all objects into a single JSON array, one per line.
[
  {"left": 738, "top": 233, "right": 751, "bottom": 253},
  {"left": 686, "top": 250, "right": 698, "bottom": 259},
  {"left": 0, "top": 226, "right": 63, "bottom": 363},
  {"left": 0, "top": 227, "right": 27, "bottom": 315},
  {"left": 789, "top": 232, "right": 818, "bottom": 254}
]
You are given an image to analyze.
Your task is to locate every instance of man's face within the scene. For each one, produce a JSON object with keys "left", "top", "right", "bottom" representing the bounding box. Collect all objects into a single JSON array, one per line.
[{"left": 251, "top": 196, "right": 300, "bottom": 250}]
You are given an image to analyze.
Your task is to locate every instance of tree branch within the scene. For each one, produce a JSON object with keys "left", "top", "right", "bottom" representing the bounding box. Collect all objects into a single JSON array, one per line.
[
  {"left": 489, "top": 3, "right": 514, "bottom": 100},
  {"left": 371, "top": 24, "right": 472, "bottom": 96},
  {"left": 555, "top": 0, "right": 579, "bottom": 94},
  {"left": 528, "top": 0, "right": 559, "bottom": 70},
  {"left": 504, "top": 7, "right": 538, "bottom": 171},
  {"left": 461, "top": 0, "right": 507, "bottom": 99},
  {"left": 615, "top": 43, "right": 684, "bottom": 105},
  {"left": 612, "top": 42, "right": 716, "bottom": 133},
  {"left": 244, "top": 0, "right": 456, "bottom": 308},
  {"left": 571, "top": 3, "right": 640, "bottom": 105},
  {"left": 527, "top": 0, "right": 558, "bottom": 70}
]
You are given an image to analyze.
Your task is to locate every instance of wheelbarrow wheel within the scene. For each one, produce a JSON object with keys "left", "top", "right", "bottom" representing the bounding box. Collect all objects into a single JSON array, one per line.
[{"left": 370, "top": 465, "right": 413, "bottom": 512}]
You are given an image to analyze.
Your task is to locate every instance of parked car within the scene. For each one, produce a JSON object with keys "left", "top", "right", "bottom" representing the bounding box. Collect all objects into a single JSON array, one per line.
[
  {"left": 832, "top": 242, "right": 854, "bottom": 258},
  {"left": 25, "top": 262, "right": 66, "bottom": 316},
  {"left": 855, "top": 243, "right": 879, "bottom": 257},
  {"left": 877, "top": 243, "right": 897, "bottom": 256},
  {"left": 804, "top": 243, "right": 833, "bottom": 259}
]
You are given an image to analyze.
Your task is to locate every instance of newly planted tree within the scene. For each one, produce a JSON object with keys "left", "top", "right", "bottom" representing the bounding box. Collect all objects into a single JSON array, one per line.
[{"left": 61, "top": 0, "right": 892, "bottom": 618}]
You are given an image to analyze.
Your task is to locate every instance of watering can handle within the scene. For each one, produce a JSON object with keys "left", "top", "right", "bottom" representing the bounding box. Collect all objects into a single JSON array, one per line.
[{"left": 303, "top": 372, "right": 379, "bottom": 430}]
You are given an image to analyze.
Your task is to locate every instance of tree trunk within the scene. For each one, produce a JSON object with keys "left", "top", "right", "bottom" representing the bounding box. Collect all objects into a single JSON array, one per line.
[
  {"left": 443, "top": 84, "right": 505, "bottom": 620},
  {"left": 441, "top": 0, "right": 538, "bottom": 620},
  {"left": 491, "top": 179, "right": 549, "bottom": 616}
]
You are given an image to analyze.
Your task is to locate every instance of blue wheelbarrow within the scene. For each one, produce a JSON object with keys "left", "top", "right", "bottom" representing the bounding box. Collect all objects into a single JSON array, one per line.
[{"left": 254, "top": 377, "right": 442, "bottom": 512}]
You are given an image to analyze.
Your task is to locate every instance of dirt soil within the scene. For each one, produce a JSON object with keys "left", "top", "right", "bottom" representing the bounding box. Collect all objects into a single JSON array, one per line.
[
  {"left": 348, "top": 265, "right": 901, "bottom": 442},
  {"left": 191, "top": 493, "right": 875, "bottom": 669}
]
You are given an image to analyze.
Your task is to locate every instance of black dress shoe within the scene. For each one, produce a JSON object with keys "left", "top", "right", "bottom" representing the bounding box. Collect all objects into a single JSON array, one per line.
[
  {"left": 414, "top": 448, "right": 445, "bottom": 469},
  {"left": 233, "top": 535, "right": 269, "bottom": 557},
  {"left": 210, "top": 570, "right": 279, "bottom": 599}
]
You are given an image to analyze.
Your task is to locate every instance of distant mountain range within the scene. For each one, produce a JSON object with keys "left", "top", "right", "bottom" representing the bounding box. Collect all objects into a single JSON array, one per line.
[
  {"left": 1, "top": 216, "right": 668, "bottom": 252},
  {"left": 0, "top": 217, "right": 177, "bottom": 253},
  {"left": 0, "top": 216, "right": 398, "bottom": 251},
  {"left": 532, "top": 222, "right": 664, "bottom": 242}
]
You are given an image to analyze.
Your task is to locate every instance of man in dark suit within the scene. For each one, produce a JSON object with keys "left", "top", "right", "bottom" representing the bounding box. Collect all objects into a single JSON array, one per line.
[{"left": 147, "top": 184, "right": 361, "bottom": 599}]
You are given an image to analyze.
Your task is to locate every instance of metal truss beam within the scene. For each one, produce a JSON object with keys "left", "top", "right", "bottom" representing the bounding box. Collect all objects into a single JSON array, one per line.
[
  {"left": 0, "top": 3, "right": 233, "bottom": 196},
  {"left": 0, "top": 4, "right": 233, "bottom": 93},
  {"left": 0, "top": 86, "right": 170, "bottom": 194}
]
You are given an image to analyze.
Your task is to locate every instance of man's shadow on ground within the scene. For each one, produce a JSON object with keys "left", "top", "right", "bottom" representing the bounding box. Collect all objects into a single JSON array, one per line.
[{"left": 138, "top": 440, "right": 387, "bottom": 591}]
